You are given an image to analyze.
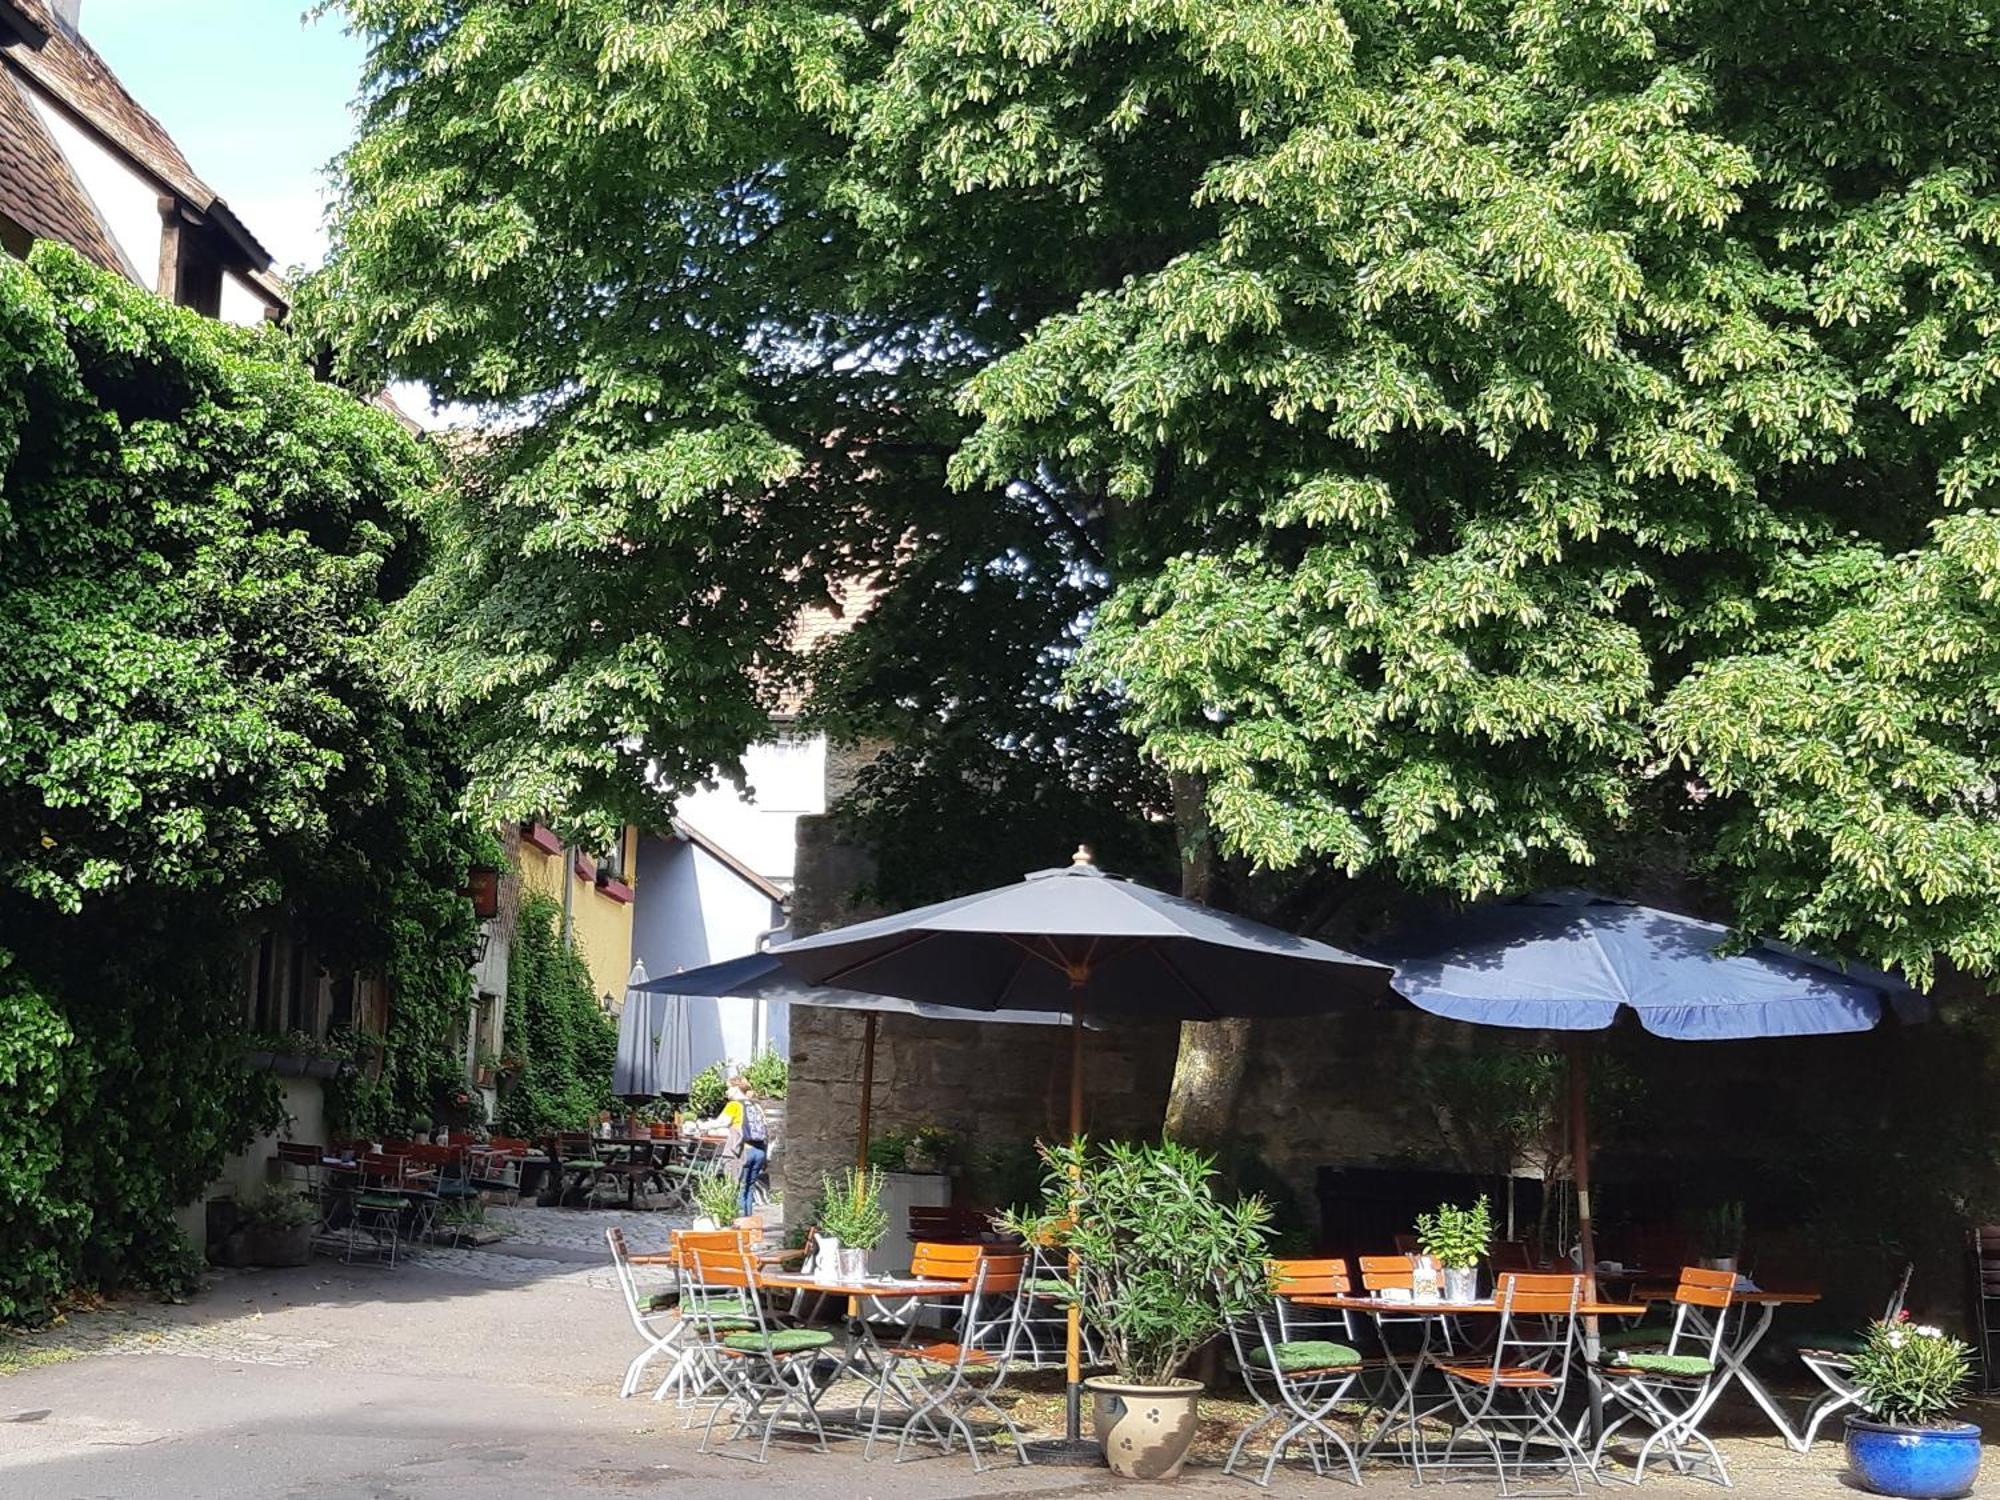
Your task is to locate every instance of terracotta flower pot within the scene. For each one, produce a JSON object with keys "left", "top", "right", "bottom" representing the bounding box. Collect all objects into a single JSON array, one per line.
[{"left": 1086, "top": 1375, "right": 1203, "bottom": 1480}]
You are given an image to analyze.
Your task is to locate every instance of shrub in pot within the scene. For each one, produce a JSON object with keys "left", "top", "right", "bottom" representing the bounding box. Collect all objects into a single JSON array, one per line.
[
  {"left": 691, "top": 1171, "right": 742, "bottom": 1231},
  {"left": 1845, "top": 1314, "right": 1981, "bottom": 1499},
  {"left": 1696, "top": 1199, "right": 1744, "bottom": 1272},
  {"left": 816, "top": 1165, "right": 888, "bottom": 1281},
  {"left": 1005, "top": 1138, "right": 1271, "bottom": 1480},
  {"left": 1417, "top": 1195, "right": 1492, "bottom": 1304},
  {"left": 241, "top": 1188, "right": 316, "bottom": 1267}
]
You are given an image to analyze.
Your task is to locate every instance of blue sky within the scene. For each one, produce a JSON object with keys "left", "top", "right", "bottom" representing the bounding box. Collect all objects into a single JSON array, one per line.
[{"left": 81, "top": 2, "right": 368, "bottom": 272}]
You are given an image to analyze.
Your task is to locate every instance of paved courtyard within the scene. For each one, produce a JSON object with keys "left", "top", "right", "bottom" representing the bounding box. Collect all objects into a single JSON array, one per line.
[{"left": 0, "top": 1208, "right": 1986, "bottom": 1498}]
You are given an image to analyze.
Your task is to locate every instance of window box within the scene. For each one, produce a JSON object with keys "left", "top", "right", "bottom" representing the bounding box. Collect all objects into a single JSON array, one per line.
[
  {"left": 522, "top": 821, "right": 563, "bottom": 856},
  {"left": 573, "top": 851, "right": 597, "bottom": 883},
  {"left": 597, "top": 875, "right": 633, "bottom": 904}
]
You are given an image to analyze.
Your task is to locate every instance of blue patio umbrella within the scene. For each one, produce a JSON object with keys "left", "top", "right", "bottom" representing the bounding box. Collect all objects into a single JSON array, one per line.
[{"left": 1388, "top": 890, "right": 1925, "bottom": 1275}]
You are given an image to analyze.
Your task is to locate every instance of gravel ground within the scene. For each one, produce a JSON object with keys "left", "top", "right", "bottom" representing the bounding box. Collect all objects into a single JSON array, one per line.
[{"left": 2, "top": 1208, "right": 1993, "bottom": 1498}]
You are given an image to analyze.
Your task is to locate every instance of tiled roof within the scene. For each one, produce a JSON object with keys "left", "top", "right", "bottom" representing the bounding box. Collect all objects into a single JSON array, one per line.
[
  {"left": 0, "top": 64, "right": 120, "bottom": 273},
  {"left": 1, "top": 0, "right": 275, "bottom": 273}
]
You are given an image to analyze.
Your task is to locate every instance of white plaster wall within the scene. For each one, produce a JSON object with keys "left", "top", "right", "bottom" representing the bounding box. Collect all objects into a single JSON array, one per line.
[
  {"left": 182, "top": 1075, "right": 327, "bottom": 1256},
  {"left": 631, "top": 835, "right": 786, "bottom": 1076},
  {"left": 24, "top": 84, "right": 153, "bottom": 284},
  {"left": 220, "top": 270, "right": 267, "bottom": 327},
  {"left": 675, "top": 733, "right": 826, "bottom": 886}
]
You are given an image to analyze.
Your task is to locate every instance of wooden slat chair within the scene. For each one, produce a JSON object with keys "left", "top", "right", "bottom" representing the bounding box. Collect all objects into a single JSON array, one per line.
[
  {"left": 683, "top": 1243, "right": 835, "bottom": 1463},
  {"left": 1221, "top": 1258, "right": 1367, "bottom": 1487},
  {"left": 1436, "top": 1273, "right": 1590, "bottom": 1495},
  {"left": 339, "top": 1153, "right": 408, "bottom": 1266},
  {"left": 648, "top": 1229, "right": 779, "bottom": 1408},
  {"left": 1975, "top": 1227, "right": 2000, "bottom": 1395},
  {"left": 1793, "top": 1263, "right": 1913, "bottom": 1449},
  {"left": 401, "top": 1143, "right": 477, "bottom": 1239},
  {"left": 1593, "top": 1266, "right": 1737, "bottom": 1486},
  {"left": 906, "top": 1205, "right": 990, "bottom": 1244},
  {"left": 867, "top": 1251, "right": 1031, "bottom": 1471}
]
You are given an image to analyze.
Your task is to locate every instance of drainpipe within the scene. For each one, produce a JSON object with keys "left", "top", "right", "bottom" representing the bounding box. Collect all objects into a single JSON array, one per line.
[
  {"left": 749, "top": 913, "right": 791, "bottom": 1058},
  {"left": 559, "top": 838, "right": 575, "bottom": 947}
]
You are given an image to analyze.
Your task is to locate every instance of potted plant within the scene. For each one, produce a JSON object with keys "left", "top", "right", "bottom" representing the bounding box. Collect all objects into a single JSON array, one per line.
[
  {"left": 1845, "top": 1313, "right": 1981, "bottom": 1498},
  {"left": 691, "top": 1172, "right": 741, "bottom": 1231},
  {"left": 1418, "top": 1195, "right": 1493, "bottom": 1305},
  {"left": 1697, "top": 1200, "right": 1745, "bottom": 1272},
  {"left": 817, "top": 1165, "right": 888, "bottom": 1282},
  {"left": 240, "top": 1188, "right": 316, "bottom": 1267},
  {"left": 473, "top": 1049, "right": 500, "bottom": 1088},
  {"left": 903, "top": 1123, "right": 958, "bottom": 1174},
  {"left": 1003, "top": 1138, "right": 1271, "bottom": 1481}
]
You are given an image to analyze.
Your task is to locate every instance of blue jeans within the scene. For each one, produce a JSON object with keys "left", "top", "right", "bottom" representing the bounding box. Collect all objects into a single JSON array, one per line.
[{"left": 738, "top": 1143, "right": 767, "bottom": 1218}]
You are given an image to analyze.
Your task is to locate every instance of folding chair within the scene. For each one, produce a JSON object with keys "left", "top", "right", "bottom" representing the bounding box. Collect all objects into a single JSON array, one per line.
[
  {"left": 1437, "top": 1273, "right": 1590, "bottom": 1496},
  {"left": 1222, "top": 1260, "right": 1367, "bottom": 1487},
  {"left": 867, "top": 1252, "right": 1031, "bottom": 1471},
  {"left": 1017, "top": 1233, "right": 1099, "bottom": 1370},
  {"left": 337, "top": 1154, "right": 407, "bottom": 1266},
  {"left": 684, "top": 1243, "right": 835, "bottom": 1463},
  {"left": 1796, "top": 1263, "right": 1913, "bottom": 1449},
  {"left": 1594, "top": 1266, "right": 1737, "bottom": 1486},
  {"left": 656, "top": 1134, "right": 724, "bottom": 1211},
  {"left": 608, "top": 1227, "right": 690, "bottom": 1398},
  {"left": 649, "top": 1228, "right": 769, "bottom": 1408},
  {"left": 469, "top": 1143, "right": 523, "bottom": 1205}
]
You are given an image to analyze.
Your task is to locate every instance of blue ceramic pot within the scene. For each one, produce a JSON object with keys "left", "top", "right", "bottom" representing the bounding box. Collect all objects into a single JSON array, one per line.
[{"left": 1845, "top": 1417, "right": 1982, "bottom": 1499}]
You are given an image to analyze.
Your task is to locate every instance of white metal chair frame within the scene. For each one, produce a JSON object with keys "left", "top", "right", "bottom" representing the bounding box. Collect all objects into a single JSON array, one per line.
[
  {"left": 1221, "top": 1279, "right": 1366, "bottom": 1488},
  {"left": 606, "top": 1227, "right": 689, "bottom": 1399},
  {"left": 1014, "top": 1239, "right": 1100, "bottom": 1370},
  {"left": 1796, "top": 1264, "right": 1913, "bottom": 1451},
  {"left": 865, "top": 1253, "right": 1032, "bottom": 1471},
  {"left": 685, "top": 1245, "right": 831, "bottom": 1464},
  {"left": 1593, "top": 1269, "right": 1738, "bottom": 1487},
  {"left": 657, "top": 1135, "right": 725, "bottom": 1212},
  {"left": 1435, "top": 1274, "right": 1591, "bottom": 1497}
]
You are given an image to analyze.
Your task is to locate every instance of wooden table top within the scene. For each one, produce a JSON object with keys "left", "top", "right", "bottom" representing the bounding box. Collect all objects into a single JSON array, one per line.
[
  {"left": 758, "top": 1273, "right": 974, "bottom": 1299},
  {"left": 1627, "top": 1286, "right": 1821, "bottom": 1306},
  {"left": 1299, "top": 1294, "right": 1648, "bottom": 1317}
]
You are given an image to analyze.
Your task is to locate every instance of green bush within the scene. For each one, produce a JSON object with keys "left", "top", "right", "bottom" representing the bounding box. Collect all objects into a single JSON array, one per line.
[
  {"left": 744, "top": 1046, "right": 788, "bottom": 1100},
  {"left": 687, "top": 1060, "right": 728, "bottom": 1121},
  {"left": 494, "top": 893, "right": 617, "bottom": 1136}
]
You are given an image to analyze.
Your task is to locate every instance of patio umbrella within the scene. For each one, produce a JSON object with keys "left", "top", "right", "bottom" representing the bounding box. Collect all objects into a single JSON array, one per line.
[
  {"left": 762, "top": 847, "right": 1392, "bottom": 1453},
  {"left": 612, "top": 960, "right": 668, "bottom": 1100},
  {"left": 635, "top": 950, "right": 1097, "bottom": 1165},
  {"left": 1387, "top": 890, "right": 1925, "bottom": 1283}
]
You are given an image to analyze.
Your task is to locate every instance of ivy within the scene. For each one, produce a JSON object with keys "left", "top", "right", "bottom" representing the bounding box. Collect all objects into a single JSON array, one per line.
[
  {"left": 0, "top": 246, "right": 465, "bottom": 1322},
  {"left": 494, "top": 893, "right": 617, "bottom": 1137}
]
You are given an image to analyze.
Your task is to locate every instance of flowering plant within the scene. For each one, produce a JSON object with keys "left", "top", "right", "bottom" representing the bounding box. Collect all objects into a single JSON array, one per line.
[{"left": 1849, "top": 1312, "right": 1972, "bottom": 1427}]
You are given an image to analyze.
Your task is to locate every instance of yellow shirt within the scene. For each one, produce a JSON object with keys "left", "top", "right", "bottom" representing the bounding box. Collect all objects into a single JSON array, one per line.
[{"left": 720, "top": 1099, "right": 745, "bottom": 1133}]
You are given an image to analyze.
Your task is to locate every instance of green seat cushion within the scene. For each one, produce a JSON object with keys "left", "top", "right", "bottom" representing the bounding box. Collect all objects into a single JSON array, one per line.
[
  {"left": 356, "top": 1192, "right": 405, "bottom": 1210},
  {"left": 1616, "top": 1353, "right": 1714, "bottom": 1378},
  {"left": 1028, "top": 1278, "right": 1077, "bottom": 1299},
  {"left": 1248, "top": 1340, "right": 1363, "bottom": 1373},
  {"left": 1599, "top": 1325, "right": 1670, "bottom": 1352},
  {"left": 564, "top": 1159, "right": 605, "bottom": 1171},
  {"left": 721, "top": 1328, "right": 837, "bottom": 1356}
]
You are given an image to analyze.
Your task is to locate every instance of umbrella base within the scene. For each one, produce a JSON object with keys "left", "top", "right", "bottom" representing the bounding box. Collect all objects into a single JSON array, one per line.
[{"left": 1025, "top": 1437, "right": 1104, "bottom": 1467}]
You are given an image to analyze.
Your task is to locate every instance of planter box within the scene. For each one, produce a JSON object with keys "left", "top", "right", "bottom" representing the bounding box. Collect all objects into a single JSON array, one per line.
[
  {"left": 596, "top": 875, "right": 633, "bottom": 904},
  {"left": 522, "top": 821, "right": 562, "bottom": 856},
  {"left": 247, "top": 1224, "right": 313, "bottom": 1267},
  {"left": 572, "top": 852, "right": 596, "bottom": 883}
]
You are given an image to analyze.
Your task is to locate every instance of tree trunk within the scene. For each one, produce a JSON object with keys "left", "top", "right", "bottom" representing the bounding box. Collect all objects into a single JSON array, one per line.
[{"left": 1160, "top": 772, "right": 1254, "bottom": 1150}]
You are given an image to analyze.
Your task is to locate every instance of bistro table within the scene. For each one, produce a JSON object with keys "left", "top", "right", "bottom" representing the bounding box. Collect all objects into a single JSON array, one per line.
[
  {"left": 1627, "top": 1282, "right": 1822, "bottom": 1448},
  {"left": 1298, "top": 1292, "right": 1646, "bottom": 1478},
  {"left": 753, "top": 1269, "right": 978, "bottom": 1441}
]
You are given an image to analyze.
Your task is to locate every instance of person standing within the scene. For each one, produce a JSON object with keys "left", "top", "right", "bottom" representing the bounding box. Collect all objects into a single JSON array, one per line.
[{"left": 731, "top": 1076, "right": 770, "bottom": 1219}]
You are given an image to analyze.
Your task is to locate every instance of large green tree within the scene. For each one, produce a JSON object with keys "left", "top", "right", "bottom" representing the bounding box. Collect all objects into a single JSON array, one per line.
[
  {"left": 316, "top": 0, "right": 2000, "bottom": 1142},
  {"left": 0, "top": 245, "right": 480, "bottom": 1318}
]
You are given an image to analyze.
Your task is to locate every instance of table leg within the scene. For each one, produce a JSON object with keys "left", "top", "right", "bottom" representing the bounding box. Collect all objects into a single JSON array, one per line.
[
  {"left": 1357, "top": 1316, "right": 1434, "bottom": 1475},
  {"left": 1704, "top": 1303, "right": 1805, "bottom": 1448}
]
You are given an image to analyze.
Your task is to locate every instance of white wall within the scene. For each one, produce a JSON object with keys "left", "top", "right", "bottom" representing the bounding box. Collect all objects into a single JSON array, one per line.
[
  {"left": 631, "top": 834, "right": 786, "bottom": 1076},
  {"left": 25, "top": 82, "right": 152, "bottom": 283},
  {"left": 220, "top": 270, "right": 267, "bottom": 327},
  {"left": 675, "top": 733, "right": 826, "bottom": 886}
]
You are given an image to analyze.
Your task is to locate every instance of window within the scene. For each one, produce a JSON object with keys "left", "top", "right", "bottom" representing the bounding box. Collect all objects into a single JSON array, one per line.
[
  {"left": 242, "top": 930, "right": 325, "bottom": 1037},
  {"left": 596, "top": 828, "right": 628, "bottom": 882}
]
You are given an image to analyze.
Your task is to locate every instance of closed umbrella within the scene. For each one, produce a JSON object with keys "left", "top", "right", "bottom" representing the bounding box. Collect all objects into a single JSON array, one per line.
[
  {"left": 762, "top": 847, "right": 1392, "bottom": 1455},
  {"left": 612, "top": 960, "right": 666, "bottom": 1100},
  {"left": 1388, "top": 890, "right": 1924, "bottom": 1284}
]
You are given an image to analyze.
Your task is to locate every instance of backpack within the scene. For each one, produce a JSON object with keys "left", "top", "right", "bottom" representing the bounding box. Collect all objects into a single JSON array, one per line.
[{"left": 742, "top": 1098, "right": 769, "bottom": 1146}]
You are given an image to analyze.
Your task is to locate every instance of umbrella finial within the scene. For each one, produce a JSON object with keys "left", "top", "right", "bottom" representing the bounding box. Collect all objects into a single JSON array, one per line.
[{"left": 1072, "top": 844, "right": 1096, "bottom": 867}]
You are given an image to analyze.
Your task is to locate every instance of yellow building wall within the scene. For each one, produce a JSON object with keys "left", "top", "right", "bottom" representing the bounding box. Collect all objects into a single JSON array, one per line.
[{"left": 518, "top": 826, "right": 637, "bottom": 1010}]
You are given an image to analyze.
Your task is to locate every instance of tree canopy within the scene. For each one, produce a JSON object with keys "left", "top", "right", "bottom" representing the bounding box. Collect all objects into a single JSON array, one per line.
[{"left": 316, "top": 0, "right": 2000, "bottom": 986}]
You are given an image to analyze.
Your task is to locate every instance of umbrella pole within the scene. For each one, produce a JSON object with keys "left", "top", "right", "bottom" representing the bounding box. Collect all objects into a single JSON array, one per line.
[
  {"left": 855, "top": 1012, "right": 877, "bottom": 1170},
  {"left": 1570, "top": 1034, "right": 1605, "bottom": 1444},
  {"left": 1065, "top": 1003, "right": 1084, "bottom": 1443}
]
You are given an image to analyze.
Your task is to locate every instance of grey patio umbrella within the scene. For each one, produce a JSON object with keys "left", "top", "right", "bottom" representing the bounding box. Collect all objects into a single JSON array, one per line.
[
  {"left": 1387, "top": 890, "right": 1924, "bottom": 1283},
  {"left": 635, "top": 950, "right": 1097, "bottom": 1166},
  {"left": 761, "top": 846, "right": 1392, "bottom": 1454},
  {"left": 612, "top": 959, "right": 696, "bottom": 1100}
]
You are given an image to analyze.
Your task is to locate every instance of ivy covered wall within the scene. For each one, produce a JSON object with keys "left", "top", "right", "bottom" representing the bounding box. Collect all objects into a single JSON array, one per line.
[{"left": 0, "top": 245, "right": 483, "bottom": 1322}]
